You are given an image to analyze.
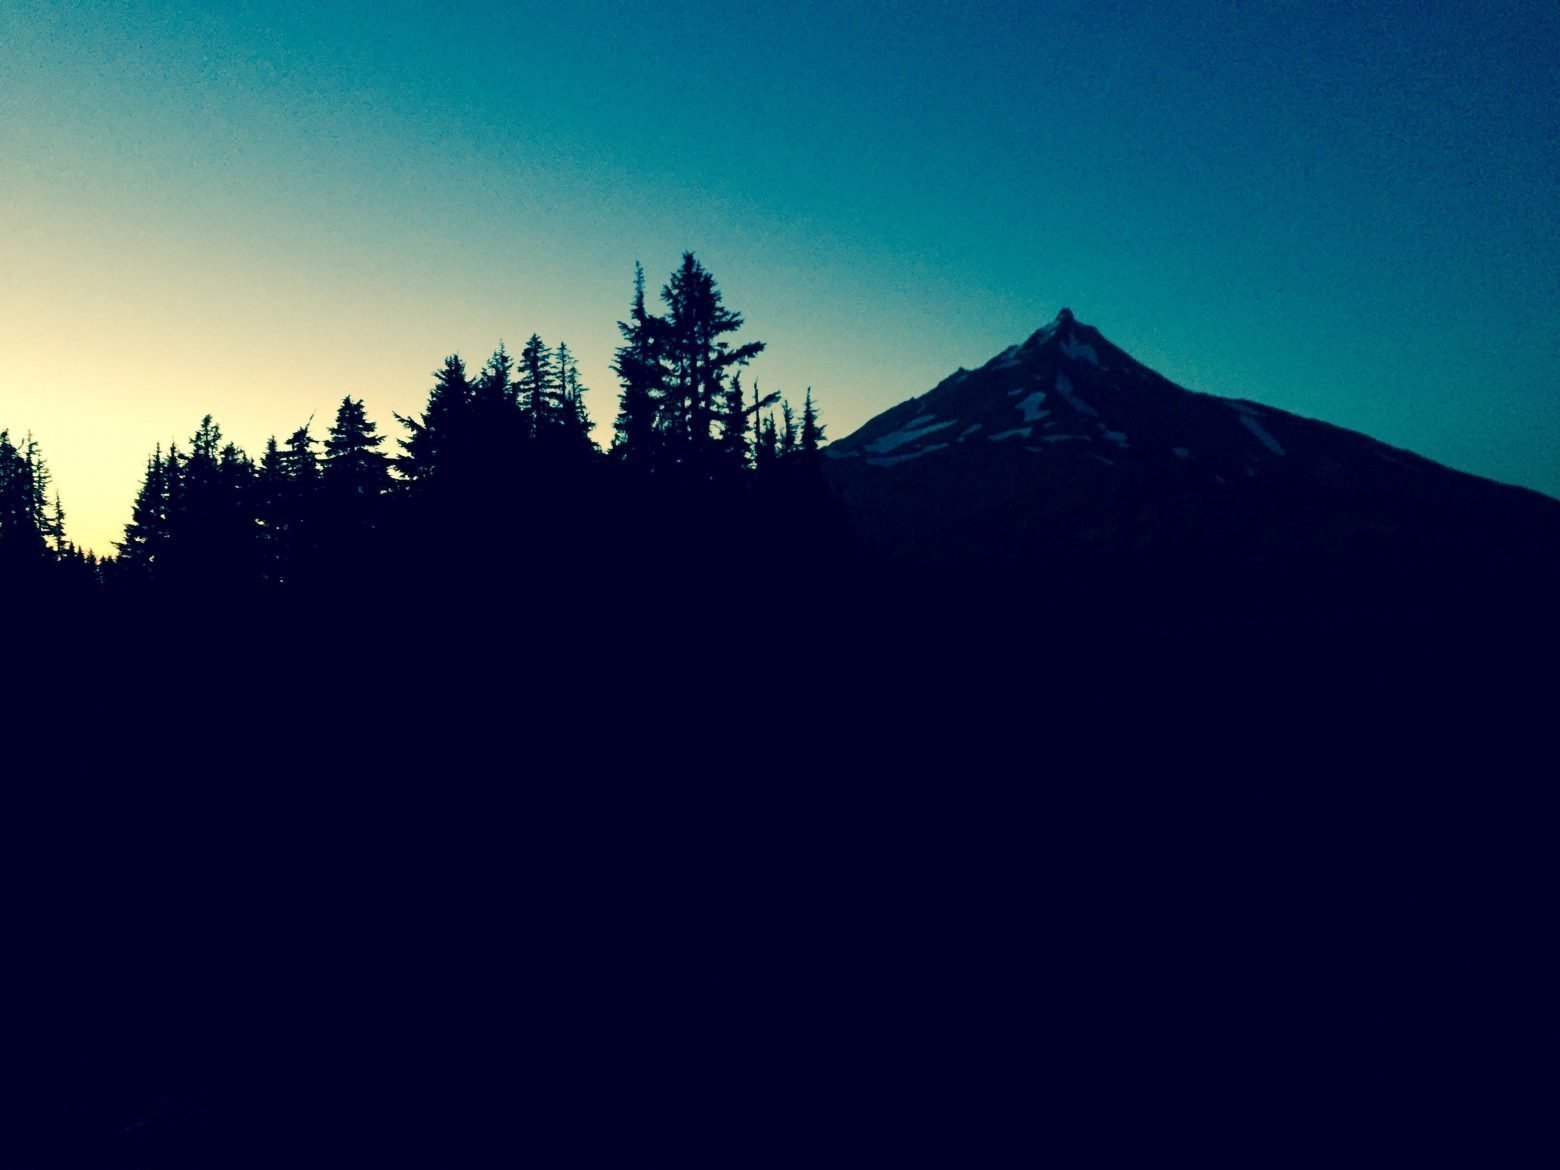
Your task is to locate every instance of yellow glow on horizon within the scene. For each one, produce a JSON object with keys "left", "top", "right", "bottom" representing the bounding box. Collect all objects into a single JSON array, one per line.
[{"left": 2, "top": 201, "right": 630, "bottom": 557}]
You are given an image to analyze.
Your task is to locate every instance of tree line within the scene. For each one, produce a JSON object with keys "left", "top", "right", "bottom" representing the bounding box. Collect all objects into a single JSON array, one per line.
[{"left": 0, "top": 253, "right": 842, "bottom": 602}]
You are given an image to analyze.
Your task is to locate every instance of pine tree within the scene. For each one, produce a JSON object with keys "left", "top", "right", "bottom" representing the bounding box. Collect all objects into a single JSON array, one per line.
[
  {"left": 118, "top": 444, "right": 174, "bottom": 580},
  {"left": 397, "top": 355, "right": 474, "bottom": 487},
  {"left": 553, "top": 341, "right": 597, "bottom": 458},
  {"left": 117, "top": 443, "right": 178, "bottom": 583},
  {"left": 714, "top": 373, "right": 781, "bottom": 477},
  {"left": 284, "top": 421, "right": 321, "bottom": 488},
  {"left": 157, "top": 417, "right": 256, "bottom": 586},
  {"left": 217, "top": 440, "right": 260, "bottom": 582},
  {"left": 657, "top": 252, "right": 765, "bottom": 476},
  {"left": 470, "top": 345, "right": 531, "bottom": 482},
  {"left": 162, "top": 441, "right": 186, "bottom": 547},
  {"left": 254, "top": 423, "right": 322, "bottom": 587},
  {"left": 22, "top": 435, "right": 54, "bottom": 549},
  {"left": 321, "top": 397, "right": 392, "bottom": 576},
  {"left": 173, "top": 416, "right": 223, "bottom": 561},
  {"left": 719, "top": 372, "right": 750, "bottom": 475},
  {"left": 800, "top": 388, "right": 826, "bottom": 457},
  {"left": 756, "top": 411, "right": 780, "bottom": 473},
  {"left": 0, "top": 429, "right": 49, "bottom": 566},
  {"left": 258, "top": 436, "right": 289, "bottom": 582},
  {"left": 517, "top": 334, "right": 556, "bottom": 440},
  {"left": 49, "top": 494, "right": 68, "bottom": 559},
  {"left": 779, "top": 400, "right": 798, "bottom": 458},
  {"left": 474, "top": 344, "right": 515, "bottom": 411},
  {"left": 612, "top": 262, "right": 666, "bottom": 470},
  {"left": 323, "top": 397, "right": 391, "bottom": 502}
]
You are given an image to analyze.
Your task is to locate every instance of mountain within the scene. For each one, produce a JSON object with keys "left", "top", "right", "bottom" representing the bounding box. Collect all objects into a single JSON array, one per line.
[{"left": 822, "top": 308, "right": 1560, "bottom": 572}]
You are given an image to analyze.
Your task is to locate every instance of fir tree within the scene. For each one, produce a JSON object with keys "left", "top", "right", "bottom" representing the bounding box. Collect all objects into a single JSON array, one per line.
[
  {"left": 49, "top": 494, "right": 68, "bottom": 559},
  {"left": 120, "top": 445, "right": 171, "bottom": 579},
  {"left": 0, "top": 430, "right": 49, "bottom": 566},
  {"left": 554, "top": 341, "right": 597, "bottom": 458},
  {"left": 612, "top": 262, "right": 666, "bottom": 470},
  {"left": 258, "top": 436, "right": 289, "bottom": 582},
  {"left": 172, "top": 416, "right": 223, "bottom": 561},
  {"left": 322, "top": 397, "right": 392, "bottom": 572},
  {"left": 779, "top": 401, "right": 798, "bottom": 458},
  {"left": 397, "top": 355, "right": 474, "bottom": 487},
  {"left": 657, "top": 252, "right": 765, "bottom": 476},
  {"left": 474, "top": 344, "right": 515, "bottom": 411},
  {"left": 284, "top": 421, "right": 321, "bottom": 488},
  {"left": 471, "top": 345, "right": 530, "bottom": 477},
  {"left": 800, "top": 388, "right": 825, "bottom": 457},
  {"left": 22, "top": 435, "right": 54, "bottom": 549},
  {"left": 517, "top": 333, "right": 556, "bottom": 440},
  {"left": 323, "top": 397, "right": 391, "bottom": 502},
  {"left": 719, "top": 372, "right": 750, "bottom": 475},
  {"left": 756, "top": 411, "right": 780, "bottom": 472}
]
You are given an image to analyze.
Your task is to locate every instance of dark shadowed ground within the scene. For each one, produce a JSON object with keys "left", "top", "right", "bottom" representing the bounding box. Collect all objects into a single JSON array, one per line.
[{"left": 7, "top": 542, "right": 1555, "bottom": 1164}]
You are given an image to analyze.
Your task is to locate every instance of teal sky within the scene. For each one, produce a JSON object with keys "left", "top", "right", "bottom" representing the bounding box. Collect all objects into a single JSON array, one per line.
[{"left": 3, "top": 0, "right": 1557, "bottom": 555}]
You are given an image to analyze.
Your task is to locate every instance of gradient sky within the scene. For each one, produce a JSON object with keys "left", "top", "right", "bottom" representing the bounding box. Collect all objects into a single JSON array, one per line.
[{"left": 3, "top": 0, "right": 1556, "bottom": 555}]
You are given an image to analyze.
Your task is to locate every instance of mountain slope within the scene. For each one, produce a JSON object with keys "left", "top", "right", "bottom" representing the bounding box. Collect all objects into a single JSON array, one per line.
[{"left": 823, "top": 309, "right": 1560, "bottom": 569}]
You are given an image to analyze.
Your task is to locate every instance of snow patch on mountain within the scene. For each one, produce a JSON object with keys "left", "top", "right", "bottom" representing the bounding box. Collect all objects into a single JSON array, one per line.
[
  {"left": 866, "top": 416, "right": 958, "bottom": 455},
  {"left": 1054, "top": 373, "right": 1099, "bottom": 418},
  {"left": 867, "top": 442, "right": 950, "bottom": 467},
  {"left": 958, "top": 424, "right": 983, "bottom": 441},
  {"left": 1229, "top": 404, "right": 1286, "bottom": 456},
  {"left": 989, "top": 427, "right": 1033, "bottom": 442},
  {"left": 1060, "top": 332, "right": 1099, "bottom": 365},
  {"left": 1014, "top": 391, "right": 1049, "bottom": 422},
  {"left": 1023, "top": 319, "right": 1061, "bottom": 350}
]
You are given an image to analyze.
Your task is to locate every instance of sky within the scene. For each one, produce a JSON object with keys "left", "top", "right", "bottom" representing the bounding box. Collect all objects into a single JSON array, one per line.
[{"left": 2, "top": 0, "right": 1557, "bottom": 556}]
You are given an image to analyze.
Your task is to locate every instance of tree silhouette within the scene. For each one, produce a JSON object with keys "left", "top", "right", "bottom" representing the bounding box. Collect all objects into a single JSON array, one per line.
[
  {"left": 517, "top": 334, "right": 555, "bottom": 441},
  {"left": 73, "top": 252, "right": 841, "bottom": 602},
  {"left": 800, "top": 389, "right": 825, "bottom": 457},
  {"left": 49, "top": 493, "right": 68, "bottom": 559},
  {"left": 117, "top": 444, "right": 172, "bottom": 581},
  {"left": 553, "top": 341, "right": 597, "bottom": 459},
  {"left": 324, "top": 397, "right": 391, "bottom": 503},
  {"left": 612, "top": 262, "right": 665, "bottom": 470},
  {"left": 0, "top": 430, "right": 50, "bottom": 570},
  {"left": 779, "top": 400, "right": 798, "bottom": 458},
  {"left": 320, "top": 397, "right": 392, "bottom": 580},
  {"left": 258, "top": 422, "right": 322, "bottom": 587},
  {"left": 397, "top": 355, "right": 475, "bottom": 489},
  {"left": 755, "top": 409, "right": 780, "bottom": 473},
  {"left": 656, "top": 252, "right": 765, "bottom": 478}
]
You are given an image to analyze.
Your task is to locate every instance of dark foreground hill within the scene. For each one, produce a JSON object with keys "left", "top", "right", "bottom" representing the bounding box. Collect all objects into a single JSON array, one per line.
[{"left": 7, "top": 314, "right": 1559, "bottom": 1162}]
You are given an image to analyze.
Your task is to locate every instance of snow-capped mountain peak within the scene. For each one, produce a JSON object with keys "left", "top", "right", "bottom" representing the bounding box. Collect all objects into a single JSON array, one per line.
[
  {"left": 821, "top": 310, "right": 1560, "bottom": 563},
  {"left": 826, "top": 310, "right": 1178, "bottom": 470}
]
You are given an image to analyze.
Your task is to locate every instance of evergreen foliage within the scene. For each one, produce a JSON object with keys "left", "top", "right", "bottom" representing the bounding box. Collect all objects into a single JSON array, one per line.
[
  {"left": 611, "top": 262, "right": 664, "bottom": 470},
  {"left": 6, "top": 252, "right": 839, "bottom": 604},
  {"left": 657, "top": 252, "right": 766, "bottom": 477},
  {"left": 0, "top": 430, "right": 51, "bottom": 565},
  {"left": 397, "top": 355, "right": 474, "bottom": 488},
  {"left": 800, "top": 389, "right": 825, "bottom": 456}
]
